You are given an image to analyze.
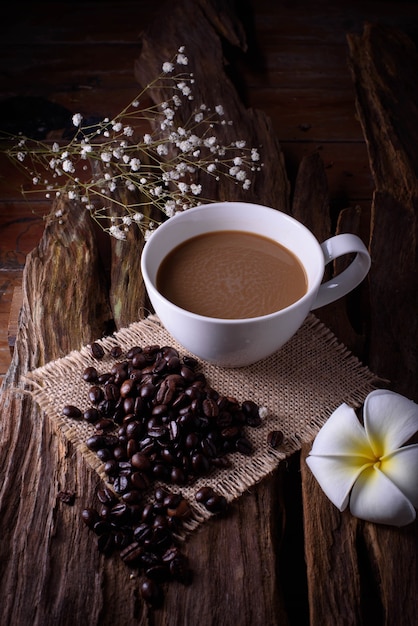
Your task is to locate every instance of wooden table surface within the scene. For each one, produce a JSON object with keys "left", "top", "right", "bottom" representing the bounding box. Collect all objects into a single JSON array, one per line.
[{"left": 1, "top": 1, "right": 418, "bottom": 625}]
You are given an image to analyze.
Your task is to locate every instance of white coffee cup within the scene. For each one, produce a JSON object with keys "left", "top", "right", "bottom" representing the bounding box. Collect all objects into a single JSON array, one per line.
[{"left": 141, "top": 202, "right": 371, "bottom": 367}]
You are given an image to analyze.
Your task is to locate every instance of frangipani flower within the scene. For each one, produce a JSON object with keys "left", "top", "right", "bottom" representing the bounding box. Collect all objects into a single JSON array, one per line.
[{"left": 306, "top": 390, "right": 418, "bottom": 526}]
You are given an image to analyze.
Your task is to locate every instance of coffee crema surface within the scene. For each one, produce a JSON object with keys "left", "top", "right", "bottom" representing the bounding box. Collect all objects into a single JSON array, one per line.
[{"left": 156, "top": 230, "right": 308, "bottom": 319}]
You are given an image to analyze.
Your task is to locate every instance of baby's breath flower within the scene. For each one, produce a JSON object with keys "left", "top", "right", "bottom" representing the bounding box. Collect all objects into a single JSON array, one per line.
[
  {"left": 109, "top": 225, "right": 126, "bottom": 240},
  {"left": 162, "top": 61, "right": 174, "bottom": 73},
  {"left": 72, "top": 113, "right": 83, "bottom": 127},
  {"left": 2, "top": 45, "right": 263, "bottom": 240}
]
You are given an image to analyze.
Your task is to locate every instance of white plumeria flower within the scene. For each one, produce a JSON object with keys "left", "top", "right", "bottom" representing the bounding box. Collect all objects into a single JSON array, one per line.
[{"left": 306, "top": 390, "right": 418, "bottom": 527}]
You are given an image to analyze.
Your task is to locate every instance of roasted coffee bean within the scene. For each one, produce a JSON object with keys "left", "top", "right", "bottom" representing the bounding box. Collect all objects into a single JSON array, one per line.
[
  {"left": 134, "top": 523, "right": 153, "bottom": 543},
  {"left": 267, "top": 429, "right": 284, "bottom": 448},
  {"left": 110, "top": 345, "right": 123, "bottom": 359},
  {"left": 104, "top": 382, "right": 120, "bottom": 402},
  {"left": 97, "top": 486, "right": 118, "bottom": 506},
  {"left": 81, "top": 508, "right": 100, "bottom": 529},
  {"left": 62, "top": 405, "right": 82, "bottom": 419},
  {"left": 104, "top": 460, "right": 119, "bottom": 476},
  {"left": 82, "top": 366, "right": 98, "bottom": 383},
  {"left": 95, "top": 418, "right": 115, "bottom": 432},
  {"left": 194, "top": 486, "right": 216, "bottom": 504},
  {"left": 191, "top": 452, "right": 210, "bottom": 474},
  {"left": 110, "top": 502, "right": 130, "bottom": 523},
  {"left": 131, "top": 452, "right": 151, "bottom": 472},
  {"left": 180, "top": 365, "right": 195, "bottom": 383},
  {"left": 97, "top": 372, "right": 113, "bottom": 385},
  {"left": 126, "top": 345, "right": 143, "bottom": 359},
  {"left": 167, "top": 497, "right": 191, "bottom": 519},
  {"left": 113, "top": 475, "right": 130, "bottom": 494},
  {"left": 120, "top": 378, "right": 136, "bottom": 398},
  {"left": 140, "top": 578, "right": 163, "bottom": 607},
  {"left": 86, "top": 434, "right": 118, "bottom": 451},
  {"left": 183, "top": 355, "right": 198, "bottom": 369},
  {"left": 90, "top": 341, "right": 105, "bottom": 360},
  {"left": 120, "top": 541, "right": 143, "bottom": 565},
  {"left": 122, "top": 490, "right": 143, "bottom": 505},
  {"left": 235, "top": 437, "right": 253, "bottom": 455},
  {"left": 131, "top": 472, "right": 151, "bottom": 491},
  {"left": 83, "top": 407, "right": 100, "bottom": 423},
  {"left": 88, "top": 385, "right": 104, "bottom": 405},
  {"left": 204, "top": 493, "right": 228, "bottom": 514},
  {"left": 202, "top": 398, "right": 218, "bottom": 418}
]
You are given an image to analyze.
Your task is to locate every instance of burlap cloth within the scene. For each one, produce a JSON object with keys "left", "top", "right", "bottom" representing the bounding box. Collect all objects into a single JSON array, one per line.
[{"left": 26, "top": 313, "right": 378, "bottom": 534}]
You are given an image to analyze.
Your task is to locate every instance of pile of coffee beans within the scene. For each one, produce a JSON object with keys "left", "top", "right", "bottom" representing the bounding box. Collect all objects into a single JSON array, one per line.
[{"left": 63, "top": 341, "right": 268, "bottom": 607}]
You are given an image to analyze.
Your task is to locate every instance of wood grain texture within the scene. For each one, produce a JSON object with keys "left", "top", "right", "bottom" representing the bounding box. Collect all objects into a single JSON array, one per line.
[
  {"left": 347, "top": 24, "right": 418, "bottom": 401},
  {"left": 0, "top": 2, "right": 291, "bottom": 624}
]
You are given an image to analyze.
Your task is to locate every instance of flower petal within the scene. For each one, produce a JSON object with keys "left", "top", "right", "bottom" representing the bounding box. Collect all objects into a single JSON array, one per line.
[
  {"left": 309, "top": 403, "right": 372, "bottom": 458},
  {"left": 364, "top": 390, "right": 418, "bottom": 455},
  {"left": 350, "top": 465, "right": 416, "bottom": 526},
  {"left": 305, "top": 454, "right": 369, "bottom": 511},
  {"left": 381, "top": 444, "right": 418, "bottom": 507}
]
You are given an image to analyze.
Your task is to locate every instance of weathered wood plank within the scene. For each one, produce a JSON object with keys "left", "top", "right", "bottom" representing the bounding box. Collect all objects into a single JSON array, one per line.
[{"left": 347, "top": 24, "right": 418, "bottom": 401}]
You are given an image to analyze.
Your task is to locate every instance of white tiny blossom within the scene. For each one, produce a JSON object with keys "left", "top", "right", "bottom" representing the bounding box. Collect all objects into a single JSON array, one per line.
[
  {"left": 52, "top": 142, "right": 60, "bottom": 153},
  {"left": 133, "top": 212, "right": 144, "bottom": 222},
  {"left": 190, "top": 184, "right": 202, "bottom": 195},
  {"left": 112, "top": 122, "right": 123, "bottom": 132},
  {"left": 162, "top": 61, "right": 174, "bottom": 73},
  {"left": 123, "top": 126, "right": 134, "bottom": 137},
  {"left": 207, "top": 163, "right": 216, "bottom": 173},
  {"left": 122, "top": 215, "right": 132, "bottom": 226},
  {"left": 68, "top": 190, "right": 77, "bottom": 200},
  {"left": 101, "top": 152, "right": 112, "bottom": 163},
  {"left": 17, "top": 152, "right": 26, "bottom": 162},
  {"left": 176, "top": 53, "right": 188, "bottom": 65},
  {"left": 109, "top": 225, "right": 126, "bottom": 240},
  {"left": 103, "top": 130, "right": 110, "bottom": 138},
  {"left": 215, "top": 105, "right": 224, "bottom": 116},
  {"left": 233, "top": 157, "right": 243, "bottom": 166},
  {"left": 132, "top": 100, "right": 139, "bottom": 108},
  {"left": 251, "top": 148, "right": 260, "bottom": 161},
  {"left": 32, "top": 176, "right": 39, "bottom": 185},
  {"left": 55, "top": 209, "right": 63, "bottom": 218},
  {"left": 143, "top": 134, "right": 152, "bottom": 144},
  {"left": 157, "top": 144, "right": 169, "bottom": 156},
  {"left": 243, "top": 179, "right": 251, "bottom": 190},
  {"left": 72, "top": 113, "right": 83, "bottom": 127},
  {"left": 129, "top": 158, "right": 141, "bottom": 171},
  {"left": 178, "top": 182, "right": 189, "bottom": 193},
  {"left": 62, "top": 159, "right": 75, "bottom": 173},
  {"left": 122, "top": 155, "right": 130, "bottom": 164}
]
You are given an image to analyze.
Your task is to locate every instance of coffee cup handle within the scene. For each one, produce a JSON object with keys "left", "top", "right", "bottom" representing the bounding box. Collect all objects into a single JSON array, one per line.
[{"left": 311, "top": 233, "right": 371, "bottom": 310}]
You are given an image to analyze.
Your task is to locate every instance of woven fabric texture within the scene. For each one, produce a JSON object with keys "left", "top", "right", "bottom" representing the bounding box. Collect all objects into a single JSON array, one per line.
[{"left": 26, "top": 314, "right": 378, "bottom": 532}]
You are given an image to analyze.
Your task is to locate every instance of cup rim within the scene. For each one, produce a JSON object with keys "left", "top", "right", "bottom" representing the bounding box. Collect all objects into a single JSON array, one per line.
[{"left": 141, "top": 202, "right": 324, "bottom": 323}]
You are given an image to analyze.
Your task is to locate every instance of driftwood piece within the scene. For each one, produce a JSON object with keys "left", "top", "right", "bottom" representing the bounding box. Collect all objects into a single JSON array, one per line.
[
  {"left": 134, "top": 0, "right": 290, "bottom": 213},
  {"left": 299, "top": 24, "right": 418, "bottom": 626},
  {"left": 347, "top": 23, "right": 418, "bottom": 401},
  {"left": 0, "top": 2, "right": 293, "bottom": 625},
  {"left": 292, "top": 152, "right": 367, "bottom": 357}
]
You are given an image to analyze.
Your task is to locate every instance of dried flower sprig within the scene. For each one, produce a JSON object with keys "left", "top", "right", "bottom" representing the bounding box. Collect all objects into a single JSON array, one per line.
[{"left": 3, "top": 46, "right": 263, "bottom": 240}]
